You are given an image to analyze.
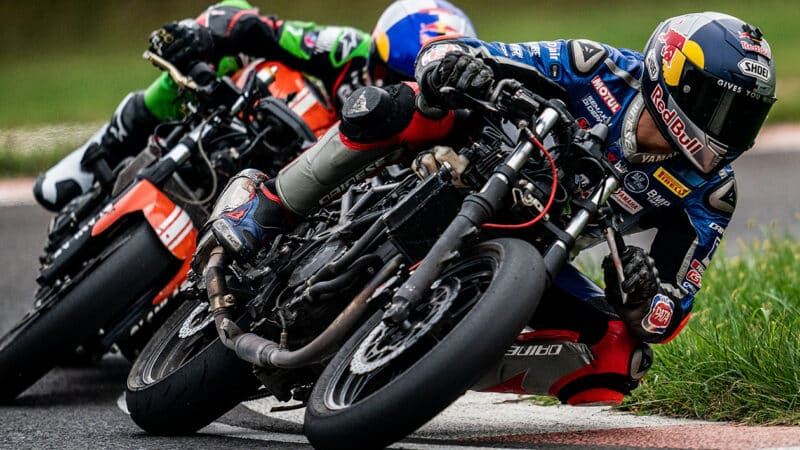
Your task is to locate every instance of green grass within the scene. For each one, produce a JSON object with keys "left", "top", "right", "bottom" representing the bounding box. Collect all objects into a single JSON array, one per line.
[
  {"left": 0, "top": 146, "right": 74, "bottom": 177},
  {"left": 1, "top": 0, "right": 798, "bottom": 127},
  {"left": 620, "top": 234, "right": 800, "bottom": 424}
]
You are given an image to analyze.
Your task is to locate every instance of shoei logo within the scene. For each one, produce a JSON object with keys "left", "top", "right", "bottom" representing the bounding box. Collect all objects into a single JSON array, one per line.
[
  {"left": 590, "top": 76, "right": 621, "bottom": 114},
  {"left": 650, "top": 85, "right": 704, "bottom": 156},
  {"left": 654, "top": 167, "right": 691, "bottom": 198},
  {"left": 738, "top": 59, "right": 771, "bottom": 82}
]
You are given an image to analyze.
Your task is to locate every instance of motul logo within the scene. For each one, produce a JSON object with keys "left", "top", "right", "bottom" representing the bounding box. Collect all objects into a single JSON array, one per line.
[
  {"left": 505, "top": 344, "right": 563, "bottom": 357},
  {"left": 650, "top": 85, "right": 704, "bottom": 155},
  {"left": 591, "top": 76, "right": 621, "bottom": 114}
]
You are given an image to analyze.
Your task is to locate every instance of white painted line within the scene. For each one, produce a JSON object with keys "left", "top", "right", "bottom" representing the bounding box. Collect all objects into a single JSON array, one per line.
[
  {"left": 0, "top": 178, "right": 35, "bottom": 206},
  {"left": 199, "top": 422, "right": 310, "bottom": 445}
]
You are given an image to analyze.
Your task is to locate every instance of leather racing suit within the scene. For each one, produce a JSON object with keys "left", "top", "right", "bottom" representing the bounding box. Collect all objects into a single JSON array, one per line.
[
  {"left": 33, "top": 1, "right": 370, "bottom": 211},
  {"left": 267, "top": 36, "right": 737, "bottom": 404}
]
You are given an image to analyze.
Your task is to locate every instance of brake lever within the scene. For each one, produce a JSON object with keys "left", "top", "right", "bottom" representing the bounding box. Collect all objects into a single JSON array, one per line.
[
  {"left": 143, "top": 51, "right": 198, "bottom": 91},
  {"left": 600, "top": 205, "right": 628, "bottom": 305}
]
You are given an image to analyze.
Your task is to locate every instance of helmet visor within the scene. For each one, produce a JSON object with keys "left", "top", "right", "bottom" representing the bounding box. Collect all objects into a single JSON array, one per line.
[{"left": 668, "top": 60, "right": 775, "bottom": 152}]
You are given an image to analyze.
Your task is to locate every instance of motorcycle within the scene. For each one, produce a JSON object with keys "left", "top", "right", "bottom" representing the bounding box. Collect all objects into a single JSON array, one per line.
[
  {"left": 0, "top": 52, "right": 334, "bottom": 402},
  {"left": 125, "top": 79, "right": 629, "bottom": 448}
]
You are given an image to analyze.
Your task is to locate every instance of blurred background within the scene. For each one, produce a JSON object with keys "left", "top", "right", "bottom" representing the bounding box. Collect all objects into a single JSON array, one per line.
[{"left": 1, "top": 0, "right": 797, "bottom": 129}]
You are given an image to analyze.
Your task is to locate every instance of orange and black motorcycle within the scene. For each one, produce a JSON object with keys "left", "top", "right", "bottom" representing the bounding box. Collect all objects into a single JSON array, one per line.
[{"left": 0, "top": 54, "right": 335, "bottom": 402}]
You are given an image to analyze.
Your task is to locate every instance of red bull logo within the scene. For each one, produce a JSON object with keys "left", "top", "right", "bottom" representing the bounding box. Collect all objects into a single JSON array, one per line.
[
  {"left": 419, "top": 21, "right": 459, "bottom": 43},
  {"left": 650, "top": 85, "right": 704, "bottom": 155},
  {"left": 659, "top": 29, "right": 687, "bottom": 66}
]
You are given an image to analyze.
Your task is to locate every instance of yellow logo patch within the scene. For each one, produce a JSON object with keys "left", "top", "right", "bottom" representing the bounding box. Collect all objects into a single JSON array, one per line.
[{"left": 654, "top": 167, "right": 690, "bottom": 198}]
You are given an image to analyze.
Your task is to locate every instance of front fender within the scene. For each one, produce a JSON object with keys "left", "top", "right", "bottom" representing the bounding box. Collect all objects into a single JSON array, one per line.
[{"left": 91, "top": 180, "right": 197, "bottom": 262}]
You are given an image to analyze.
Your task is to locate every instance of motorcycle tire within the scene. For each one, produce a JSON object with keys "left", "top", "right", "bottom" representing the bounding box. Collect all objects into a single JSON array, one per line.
[
  {"left": 0, "top": 221, "right": 178, "bottom": 402},
  {"left": 304, "top": 238, "right": 547, "bottom": 450},
  {"left": 126, "top": 299, "right": 261, "bottom": 435}
]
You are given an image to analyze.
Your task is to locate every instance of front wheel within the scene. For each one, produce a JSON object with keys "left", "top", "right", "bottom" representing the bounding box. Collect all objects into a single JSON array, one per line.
[
  {"left": 0, "top": 222, "right": 178, "bottom": 402},
  {"left": 126, "top": 299, "right": 261, "bottom": 435},
  {"left": 304, "top": 238, "right": 547, "bottom": 449}
]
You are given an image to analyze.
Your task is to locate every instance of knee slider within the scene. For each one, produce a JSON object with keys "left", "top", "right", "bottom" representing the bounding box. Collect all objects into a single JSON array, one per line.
[{"left": 340, "top": 84, "right": 416, "bottom": 143}]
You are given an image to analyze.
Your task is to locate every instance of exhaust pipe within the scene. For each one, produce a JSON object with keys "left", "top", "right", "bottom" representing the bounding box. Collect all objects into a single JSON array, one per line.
[{"left": 206, "top": 245, "right": 402, "bottom": 369}]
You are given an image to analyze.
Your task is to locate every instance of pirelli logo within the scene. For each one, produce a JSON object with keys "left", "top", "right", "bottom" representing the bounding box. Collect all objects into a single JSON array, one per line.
[{"left": 654, "top": 167, "right": 690, "bottom": 198}]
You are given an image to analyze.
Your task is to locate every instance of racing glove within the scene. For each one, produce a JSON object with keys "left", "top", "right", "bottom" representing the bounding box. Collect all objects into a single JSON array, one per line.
[
  {"left": 418, "top": 52, "right": 495, "bottom": 109},
  {"left": 149, "top": 21, "right": 217, "bottom": 73},
  {"left": 603, "top": 246, "right": 677, "bottom": 342},
  {"left": 602, "top": 246, "right": 659, "bottom": 307}
]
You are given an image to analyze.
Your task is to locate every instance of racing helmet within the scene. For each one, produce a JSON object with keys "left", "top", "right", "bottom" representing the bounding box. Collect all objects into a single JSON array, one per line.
[
  {"left": 369, "top": 0, "right": 477, "bottom": 85},
  {"left": 641, "top": 12, "right": 777, "bottom": 173}
]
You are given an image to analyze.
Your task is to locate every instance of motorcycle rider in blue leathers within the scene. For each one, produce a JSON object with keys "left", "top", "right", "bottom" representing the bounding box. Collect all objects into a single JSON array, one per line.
[
  {"left": 203, "top": 11, "right": 777, "bottom": 404},
  {"left": 32, "top": 0, "right": 477, "bottom": 212}
]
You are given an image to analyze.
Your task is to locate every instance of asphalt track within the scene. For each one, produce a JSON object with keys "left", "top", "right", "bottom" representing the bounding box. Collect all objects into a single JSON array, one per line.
[{"left": 0, "top": 146, "right": 799, "bottom": 449}]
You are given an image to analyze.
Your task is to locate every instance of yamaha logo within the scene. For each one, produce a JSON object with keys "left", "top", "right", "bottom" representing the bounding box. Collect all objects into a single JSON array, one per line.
[{"left": 738, "top": 59, "right": 771, "bottom": 82}]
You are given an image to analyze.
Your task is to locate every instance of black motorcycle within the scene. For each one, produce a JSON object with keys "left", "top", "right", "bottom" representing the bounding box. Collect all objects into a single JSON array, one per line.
[
  {"left": 126, "top": 79, "right": 629, "bottom": 449},
  {"left": 0, "top": 53, "right": 318, "bottom": 402}
]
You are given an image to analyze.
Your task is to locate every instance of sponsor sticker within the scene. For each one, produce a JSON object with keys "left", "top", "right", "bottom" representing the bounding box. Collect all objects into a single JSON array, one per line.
[
  {"left": 641, "top": 294, "right": 674, "bottom": 334},
  {"left": 686, "top": 269, "right": 702, "bottom": 289},
  {"left": 654, "top": 167, "right": 690, "bottom": 198},
  {"left": 610, "top": 189, "right": 643, "bottom": 214},
  {"left": 709, "top": 222, "right": 726, "bottom": 235},
  {"left": 650, "top": 85, "right": 704, "bottom": 155},
  {"left": 623, "top": 171, "right": 649, "bottom": 193},
  {"left": 646, "top": 189, "right": 671, "bottom": 207},
  {"left": 659, "top": 28, "right": 687, "bottom": 67},
  {"left": 690, "top": 259, "right": 706, "bottom": 275},
  {"left": 738, "top": 58, "right": 771, "bottom": 82},
  {"left": 590, "top": 75, "right": 621, "bottom": 114},
  {"left": 418, "top": 43, "right": 461, "bottom": 67},
  {"left": 646, "top": 49, "right": 659, "bottom": 81},
  {"left": 581, "top": 95, "right": 611, "bottom": 123},
  {"left": 740, "top": 38, "right": 771, "bottom": 58}
]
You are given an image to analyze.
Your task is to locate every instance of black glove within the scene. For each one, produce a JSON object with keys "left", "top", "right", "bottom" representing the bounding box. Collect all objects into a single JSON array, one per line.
[
  {"left": 149, "top": 21, "right": 216, "bottom": 73},
  {"left": 602, "top": 246, "right": 659, "bottom": 307},
  {"left": 418, "top": 52, "right": 494, "bottom": 108}
]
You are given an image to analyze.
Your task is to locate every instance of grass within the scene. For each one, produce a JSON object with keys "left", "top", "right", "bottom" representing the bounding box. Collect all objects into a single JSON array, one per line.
[
  {"left": 1, "top": 0, "right": 798, "bottom": 127},
  {"left": 0, "top": 146, "right": 76, "bottom": 178},
  {"left": 620, "top": 234, "right": 800, "bottom": 424}
]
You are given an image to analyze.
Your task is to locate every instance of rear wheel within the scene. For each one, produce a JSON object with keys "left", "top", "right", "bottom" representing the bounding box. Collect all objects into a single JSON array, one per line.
[
  {"left": 304, "top": 238, "right": 547, "bottom": 449},
  {"left": 0, "top": 222, "right": 178, "bottom": 402},
  {"left": 126, "top": 299, "right": 261, "bottom": 435}
]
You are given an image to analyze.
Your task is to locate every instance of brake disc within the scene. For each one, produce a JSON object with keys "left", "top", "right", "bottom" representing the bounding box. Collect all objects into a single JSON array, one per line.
[
  {"left": 178, "top": 302, "right": 215, "bottom": 338},
  {"left": 349, "top": 277, "right": 460, "bottom": 375}
]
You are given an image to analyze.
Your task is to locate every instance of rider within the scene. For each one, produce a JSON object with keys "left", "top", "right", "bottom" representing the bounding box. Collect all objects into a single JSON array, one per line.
[
  {"left": 207, "top": 12, "right": 776, "bottom": 405},
  {"left": 32, "top": 0, "right": 477, "bottom": 211}
]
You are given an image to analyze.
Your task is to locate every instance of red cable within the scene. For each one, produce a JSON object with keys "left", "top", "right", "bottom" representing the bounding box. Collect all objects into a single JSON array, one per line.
[{"left": 482, "top": 136, "right": 558, "bottom": 230}]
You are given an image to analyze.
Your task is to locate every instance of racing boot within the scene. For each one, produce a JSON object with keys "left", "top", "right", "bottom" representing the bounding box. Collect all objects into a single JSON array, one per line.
[
  {"left": 33, "top": 91, "right": 160, "bottom": 211},
  {"left": 207, "top": 169, "right": 292, "bottom": 261},
  {"left": 473, "top": 320, "right": 652, "bottom": 406}
]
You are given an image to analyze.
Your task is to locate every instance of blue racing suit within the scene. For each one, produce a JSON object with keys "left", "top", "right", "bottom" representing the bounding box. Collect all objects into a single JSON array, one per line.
[
  {"left": 412, "top": 37, "right": 737, "bottom": 344},
  {"left": 267, "top": 36, "right": 738, "bottom": 403}
]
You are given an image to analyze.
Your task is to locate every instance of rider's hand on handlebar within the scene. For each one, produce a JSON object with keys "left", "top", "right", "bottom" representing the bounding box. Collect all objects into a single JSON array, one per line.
[
  {"left": 149, "top": 20, "right": 215, "bottom": 73},
  {"left": 418, "top": 52, "right": 494, "bottom": 109},
  {"left": 602, "top": 246, "right": 659, "bottom": 307}
]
